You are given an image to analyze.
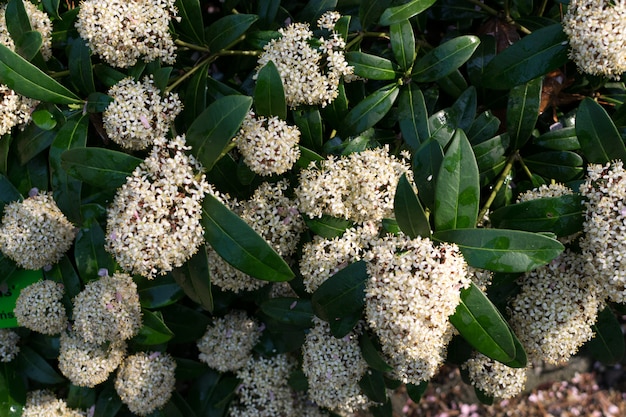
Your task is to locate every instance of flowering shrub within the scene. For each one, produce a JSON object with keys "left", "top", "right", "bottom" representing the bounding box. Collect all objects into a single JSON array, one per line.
[{"left": 0, "top": 0, "right": 625, "bottom": 415}]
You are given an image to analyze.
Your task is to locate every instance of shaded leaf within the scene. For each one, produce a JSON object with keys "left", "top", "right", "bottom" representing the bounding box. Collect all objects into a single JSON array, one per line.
[
  {"left": 93, "top": 383, "right": 122, "bottom": 417},
  {"left": 359, "top": 333, "right": 393, "bottom": 372},
  {"left": 293, "top": 107, "right": 323, "bottom": 150},
  {"left": 406, "top": 381, "right": 428, "bottom": 403},
  {"left": 74, "top": 207, "right": 116, "bottom": 282},
  {"left": 394, "top": 173, "right": 430, "bottom": 238},
  {"left": 206, "top": 14, "right": 259, "bottom": 52},
  {"left": 473, "top": 133, "right": 510, "bottom": 186},
  {"left": 507, "top": 77, "right": 543, "bottom": 149},
  {"left": 61, "top": 148, "right": 142, "bottom": 189},
  {"left": 449, "top": 86, "right": 477, "bottom": 131},
  {"left": 390, "top": 19, "right": 416, "bottom": 71},
  {"left": 523, "top": 151, "right": 584, "bottom": 182},
  {"left": 297, "top": 0, "right": 338, "bottom": 23},
  {"left": 412, "top": 138, "right": 443, "bottom": 211},
  {"left": 0, "top": 363, "right": 25, "bottom": 417},
  {"left": 15, "top": 123, "right": 56, "bottom": 165},
  {"left": 341, "top": 84, "right": 399, "bottom": 136},
  {"left": 16, "top": 346, "right": 64, "bottom": 384},
  {"left": 467, "top": 110, "right": 501, "bottom": 145},
  {"left": 359, "top": 368, "right": 387, "bottom": 403},
  {"left": 412, "top": 36, "right": 480, "bottom": 83},
  {"left": 0, "top": 174, "right": 22, "bottom": 214},
  {"left": 588, "top": 307, "right": 625, "bottom": 365},
  {"left": 175, "top": 0, "right": 205, "bottom": 44},
  {"left": 534, "top": 126, "right": 579, "bottom": 151},
  {"left": 14, "top": 31, "right": 42, "bottom": 62},
  {"left": 134, "top": 309, "right": 175, "bottom": 345},
  {"left": 254, "top": 60, "right": 287, "bottom": 119},
  {"left": 346, "top": 51, "right": 398, "bottom": 80},
  {"left": 360, "top": 0, "right": 392, "bottom": 29},
  {"left": 171, "top": 246, "right": 213, "bottom": 312},
  {"left": 576, "top": 98, "right": 626, "bottom": 164},
  {"left": 68, "top": 37, "right": 95, "bottom": 94},
  {"left": 303, "top": 214, "right": 353, "bottom": 239},
  {"left": 398, "top": 85, "right": 429, "bottom": 150},
  {"left": 379, "top": 0, "right": 437, "bottom": 26},
  {"left": 260, "top": 297, "right": 314, "bottom": 329},
  {"left": 136, "top": 274, "right": 185, "bottom": 309}
]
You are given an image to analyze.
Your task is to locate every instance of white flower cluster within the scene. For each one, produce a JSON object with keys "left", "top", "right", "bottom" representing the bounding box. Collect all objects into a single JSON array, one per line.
[
  {"left": 22, "top": 390, "right": 86, "bottom": 417},
  {"left": 302, "top": 318, "right": 372, "bottom": 416},
  {"left": 463, "top": 353, "right": 528, "bottom": 399},
  {"left": 0, "top": 192, "right": 76, "bottom": 270},
  {"left": 562, "top": 0, "right": 626, "bottom": 78},
  {"left": 197, "top": 310, "right": 261, "bottom": 372},
  {"left": 14, "top": 280, "right": 67, "bottom": 335},
  {"left": 255, "top": 12, "right": 354, "bottom": 108},
  {"left": 103, "top": 76, "right": 182, "bottom": 150},
  {"left": 364, "top": 234, "right": 470, "bottom": 384},
  {"left": 106, "top": 135, "right": 210, "bottom": 278},
  {"left": 516, "top": 183, "right": 573, "bottom": 203},
  {"left": 0, "top": 329, "right": 19, "bottom": 362},
  {"left": 296, "top": 146, "right": 413, "bottom": 223},
  {"left": 75, "top": 0, "right": 178, "bottom": 68},
  {"left": 579, "top": 161, "right": 626, "bottom": 302},
  {"left": 234, "top": 111, "right": 301, "bottom": 176},
  {"left": 509, "top": 250, "right": 602, "bottom": 364}
]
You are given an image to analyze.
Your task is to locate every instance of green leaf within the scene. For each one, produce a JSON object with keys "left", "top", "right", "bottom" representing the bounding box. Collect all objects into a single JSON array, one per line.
[
  {"left": 257, "top": 0, "right": 281, "bottom": 27},
  {"left": 260, "top": 297, "right": 314, "bottom": 329},
  {"left": 0, "top": 43, "right": 81, "bottom": 104},
  {"left": 206, "top": 14, "right": 259, "bottom": 53},
  {"left": 467, "top": 35, "right": 496, "bottom": 87},
  {"left": 311, "top": 260, "right": 367, "bottom": 337},
  {"left": 379, "top": 0, "right": 437, "bottom": 26},
  {"left": 171, "top": 246, "right": 214, "bottom": 312},
  {"left": 534, "top": 126, "right": 579, "bottom": 151},
  {"left": 183, "top": 63, "right": 208, "bottom": 127},
  {"left": 473, "top": 133, "right": 510, "bottom": 186},
  {"left": 450, "top": 282, "right": 516, "bottom": 363},
  {"left": 0, "top": 175, "right": 22, "bottom": 214},
  {"left": 42, "top": 0, "right": 61, "bottom": 20},
  {"left": 394, "top": 173, "right": 430, "bottom": 238},
  {"left": 8, "top": 151, "right": 48, "bottom": 194},
  {"left": 68, "top": 37, "right": 96, "bottom": 94},
  {"left": 175, "top": 0, "right": 205, "bottom": 44},
  {"left": 428, "top": 109, "right": 456, "bottom": 148},
  {"left": 507, "top": 77, "right": 543, "bottom": 150},
  {"left": 0, "top": 363, "right": 25, "bottom": 417},
  {"left": 523, "top": 151, "right": 584, "bottom": 182},
  {"left": 16, "top": 346, "right": 65, "bottom": 384},
  {"left": 6, "top": 0, "right": 32, "bottom": 44},
  {"left": 467, "top": 110, "right": 501, "bottom": 145},
  {"left": 44, "top": 255, "right": 82, "bottom": 307},
  {"left": 186, "top": 95, "right": 253, "bottom": 171},
  {"left": 482, "top": 24, "right": 569, "bottom": 89},
  {"left": 15, "top": 31, "right": 42, "bottom": 62},
  {"left": 74, "top": 208, "right": 116, "bottom": 282},
  {"left": 202, "top": 193, "right": 294, "bottom": 282},
  {"left": 85, "top": 92, "right": 113, "bottom": 113},
  {"left": 297, "top": 0, "right": 338, "bottom": 24},
  {"left": 359, "top": 368, "right": 387, "bottom": 403},
  {"left": 576, "top": 98, "right": 626, "bottom": 164},
  {"left": 296, "top": 145, "right": 324, "bottom": 169},
  {"left": 449, "top": 86, "right": 477, "bottom": 131},
  {"left": 136, "top": 274, "right": 185, "bottom": 309},
  {"left": 359, "top": 333, "right": 393, "bottom": 372},
  {"left": 412, "top": 138, "right": 443, "bottom": 211},
  {"left": 254, "top": 60, "right": 287, "bottom": 119},
  {"left": 505, "top": 330, "right": 528, "bottom": 368},
  {"left": 61, "top": 148, "right": 142, "bottom": 189},
  {"left": 390, "top": 20, "right": 416, "bottom": 71},
  {"left": 406, "top": 381, "right": 428, "bottom": 403},
  {"left": 14, "top": 123, "right": 56, "bottom": 165},
  {"left": 31, "top": 110, "right": 56, "bottom": 130},
  {"left": 434, "top": 129, "right": 480, "bottom": 231},
  {"left": 134, "top": 309, "right": 175, "bottom": 345},
  {"left": 162, "top": 303, "right": 211, "bottom": 344},
  {"left": 412, "top": 36, "right": 480, "bottom": 83},
  {"left": 0, "top": 136, "right": 10, "bottom": 175},
  {"left": 433, "top": 228, "right": 564, "bottom": 272},
  {"left": 360, "top": 0, "right": 392, "bottom": 29},
  {"left": 322, "top": 81, "right": 348, "bottom": 129},
  {"left": 346, "top": 51, "right": 398, "bottom": 80},
  {"left": 398, "top": 85, "right": 429, "bottom": 150},
  {"left": 93, "top": 383, "right": 123, "bottom": 417},
  {"left": 293, "top": 107, "right": 323, "bottom": 150},
  {"left": 303, "top": 214, "right": 353, "bottom": 239},
  {"left": 588, "top": 307, "right": 625, "bottom": 365},
  {"left": 341, "top": 84, "right": 399, "bottom": 136}
]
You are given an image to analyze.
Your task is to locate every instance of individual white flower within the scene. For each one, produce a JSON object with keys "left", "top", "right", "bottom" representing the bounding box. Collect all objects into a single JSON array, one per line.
[
  {"left": 463, "top": 353, "right": 528, "bottom": 399},
  {"left": 14, "top": 280, "right": 67, "bottom": 335}
]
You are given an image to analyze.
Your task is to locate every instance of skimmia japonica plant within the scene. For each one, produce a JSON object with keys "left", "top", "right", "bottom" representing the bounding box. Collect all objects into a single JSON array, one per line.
[{"left": 0, "top": 0, "right": 624, "bottom": 415}]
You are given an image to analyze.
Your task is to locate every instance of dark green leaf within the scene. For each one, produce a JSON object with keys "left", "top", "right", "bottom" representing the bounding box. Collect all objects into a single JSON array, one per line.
[
  {"left": 42, "top": 0, "right": 61, "bottom": 20},
  {"left": 437, "top": 69, "right": 468, "bottom": 99},
  {"left": 434, "top": 129, "right": 480, "bottom": 231},
  {"left": 257, "top": 0, "right": 281, "bottom": 27},
  {"left": 433, "top": 228, "right": 564, "bottom": 272},
  {"left": 449, "top": 86, "right": 477, "bottom": 131},
  {"left": 467, "top": 35, "right": 496, "bottom": 87},
  {"left": 475, "top": 387, "right": 494, "bottom": 405},
  {"left": 162, "top": 303, "right": 211, "bottom": 344},
  {"left": 450, "top": 283, "right": 516, "bottom": 363},
  {"left": 370, "top": 399, "right": 393, "bottom": 417},
  {"left": 68, "top": 37, "right": 95, "bottom": 94},
  {"left": 297, "top": 0, "right": 338, "bottom": 24},
  {"left": 412, "top": 36, "right": 480, "bottom": 82},
  {"left": 31, "top": 110, "right": 56, "bottom": 130},
  {"left": 588, "top": 307, "right": 625, "bottom": 365},
  {"left": 67, "top": 385, "right": 95, "bottom": 410},
  {"left": 394, "top": 173, "right": 430, "bottom": 238},
  {"left": 8, "top": 151, "right": 48, "bottom": 194},
  {"left": 341, "top": 84, "right": 399, "bottom": 136},
  {"left": 467, "top": 110, "right": 501, "bottom": 145},
  {"left": 303, "top": 214, "right": 353, "bottom": 239},
  {"left": 0, "top": 136, "right": 10, "bottom": 175},
  {"left": 398, "top": 85, "right": 429, "bottom": 150},
  {"left": 74, "top": 211, "right": 116, "bottom": 282},
  {"left": 534, "top": 126, "right": 579, "bottom": 151},
  {"left": 0, "top": 363, "right": 25, "bottom": 417},
  {"left": 171, "top": 246, "right": 213, "bottom": 312},
  {"left": 296, "top": 145, "right": 324, "bottom": 169},
  {"left": 346, "top": 51, "right": 398, "bottom": 80},
  {"left": 379, "top": 0, "right": 437, "bottom": 26},
  {"left": 15, "top": 123, "right": 56, "bottom": 164},
  {"left": 183, "top": 63, "right": 208, "bottom": 127},
  {"left": 93, "top": 64, "right": 126, "bottom": 88},
  {"left": 44, "top": 255, "right": 82, "bottom": 307},
  {"left": 187, "top": 95, "right": 253, "bottom": 171},
  {"left": 473, "top": 133, "right": 510, "bottom": 186},
  {"left": 0, "top": 175, "right": 22, "bottom": 214},
  {"left": 175, "top": 0, "right": 205, "bottom": 44},
  {"left": 482, "top": 24, "right": 569, "bottom": 89},
  {"left": 93, "top": 383, "right": 123, "bottom": 417},
  {"left": 260, "top": 297, "right": 314, "bottom": 329},
  {"left": 0, "top": 43, "right": 81, "bottom": 104},
  {"left": 61, "top": 147, "right": 142, "bottom": 189},
  {"left": 523, "top": 151, "right": 584, "bottom": 182},
  {"left": 6, "top": 0, "right": 32, "bottom": 44},
  {"left": 359, "top": 368, "right": 387, "bottom": 403},
  {"left": 134, "top": 309, "right": 175, "bottom": 345},
  {"left": 390, "top": 20, "right": 416, "bottom": 71},
  {"left": 254, "top": 60, "right": 287, "bottom": 119},
  {"left": 507, "top": 77, "right": 542, "bottom": 149},
  {"left": 16, "top": 346, "right": 64, "bottom": 384},
  {"left": 427, "top": 109, "right": 456, "bottom": 148},
  {"left": 293, "top": 107, "right": 323, "bottom": 150},
  {"left": 85, "top": 92, "right": 113, "bottom": 113},
  {"left": 15, "top": 31, "right": 42, "bottom": 61},
  {"left": 136, "top": 274, "right": 185, "bottom": 309},
  {"left": 322, "top": 81, "right": 348, "bottom": 129},
  {"left": 329, "top": 311, "right": 361, "bottom": 339},
  {"left": 359, "top": 333, "right": 393, "bottom": 372},
  {"left": 360, "top": 0, "right": 392, "bottom": 29},
  {"left": 206, "top": 14, "right": 259, "bottom": 52},
  {"left": 202, "top": 194, "right": 294, "bottom": 282},
  {"left": 406, "top": 381, "right": 428, "bottom": 403},
  {"left": 412, "top": 138, "right": 443, "bottom": 211},
  {"left": 576, "top": 98, "right": 626, "bottom": 164},
  {"left": 505, "top": 330, "right": 528, "bottom": 368}
]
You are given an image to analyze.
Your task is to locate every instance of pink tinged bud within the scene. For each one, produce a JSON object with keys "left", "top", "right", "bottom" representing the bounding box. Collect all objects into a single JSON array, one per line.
[
  {"left": 326, "top": 371, "right": 332, "bottom": 380},
  {"left": 620, "top": 207, "right": 626, "bottom": 217},
  {"left": 115, "top": 291, "right": 123, "bottom": 303},
  {"left": 289, "top": 300, "right": 297, "bottom": 310},
  {"left": 269, "top": 391, "right": 275, "bottom": 401},
  {"left": 109, "top": 232, "right": 117, "bottom": 241},
  {"left": 140, "top": 114, "right": 151, "bottom": 129},
  {"left": 149, "top": 351, "right": 161, "bottom": 359},
  {"left": 225, "top": 329, "right": 233, "bottom": 338},
  {"left": 43, "top": 264, "right": 52, "bottom": 272},
  {"left": 28, "top": 187, "right": 39, "bottom": 197},
  {"left": 106, "top": 303, "right": 113, "bottom": 310},
  {"left": 98, "top": 268, "right": 109, "bottom": 277},
  {"left": 258, "top": 323, "right": 266, "bottom": 332},
  {"left": 87, "top": 405, "right": 95, "bottom": 417}
]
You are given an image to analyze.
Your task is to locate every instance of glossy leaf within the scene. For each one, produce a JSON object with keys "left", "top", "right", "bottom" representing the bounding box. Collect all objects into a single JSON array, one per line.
[
  {"left": 297, "top": 0, "right": 338, "bottom": 23},
  {"left": 74, "top": 209, "right": 116, "bottom": 282},
  {"left": 341, "top": 84, "right": 399, "bottom": 136},
  {"left": 398, "top": 85, "right": 429, "bottom": 150},
  {"left": 0, "top": 363, "right": 25, "bottom": 417},
  {"left": 406, "top": 382, "right": 428, "bottom": 403},
  {"left": 15, "top": 123, "right": 56, "bottom": 165},
  {"left": 175, "top": 0, "right": 205, "bottom": 44},
  {"left": 473, "top": 133, "right": 510, "bottom": 186},
  {"left": 322, "top": 81, "right": 348, "bottom": 129},
  {"left": 44, "top": 255, "right": 82, "bottom": 307},
  {"left": 6, "top": 0, "right": 31, "bottom": 45},
  {"left": 162, "top": 303, "right": 211, "bottom": 344},
  {"left": 360, "top": 0, "right": 392, "bottom": 29},
  {"left": 507, "top": 77, "right": 542, "bottom": 149},
  {"left": 31, "top": 110, "right": 56, "bottom": 131},
  {"left": 254, "top": 60, "right": 287, "bottom": 119},
  {"left": 534, "top": 126, "right": 579, "bottom": 151},
  {"left": 206, "top": 14, "right": 259, "bottom": 52},
  {"left": 523, "top": 151, "right": 584, "bottom": 182},
  {"left": 359, "top": 368, "right": 387, "bottom": 403},
  {"left": 434, "top": 129, "right": 480, "bottom": 231},
  {"left": 428, "top": 109, "right": 456, "bottom": 148},
  {"left": 258, "top": 0, "right": 280, "bottom": 27},
  {"left": 61, "top": 148, "right": 142, "bottom": 189},
  {"left": 16, "top": 346, "right": 65, "bottom": 384},
  {"left": 15, "top": 31, "right": 42, "bottom": 62},
  {"left": 482, "top": 24, "right": 569, "bottom": 89},
  {"left": 359, "top": 333, "right": 393, "bottom": 372},
  {"left": 136, "top": 274, "right": 185, "bottom": 309},
  {"left": 0, "top": 174, "right": 22, "bottom": 214},
  {"left": 293, "top": 107, "right": 323, "bottom": 150},
  {"left": 467, "top": 35, "right": 496, "bottom": 87},
  {"left": 346, "top": 51, "right": 398, "bottom": 80},
  {"left": 433, "top": 228, "right": 564, "bottom": 272},
  {"left": 260, "top": 297, "right": 314, "bottom": 329},
  {"left": 412, "top": 138, "right": 443, "bottom": 211},
  {"left": 379, "top": 0, "right": 437, "bottom": 26},
  {"left": 183, "top": 63, "right": 208, "bottom": 127},
  {"left": 450, "top": 282, "right": 516, "bottom": 363},
  {"left": 576, "top": 98, "right": 626, "bottom": 164},
  {"left": 171, "top": 247, "right": 213, "bottom": 312},
  {"left": 134, "top": 309, "right": 175, "bottom": 345},
  {"left": 93, "top": 383, "right": 122, "bottom": 417},
  {"left": 449, "top": 86, "right": 477, "bottom": 131},
  {"left": 394, "top": 173, "right": 430, "bottom": 238},
  {"left": 186, "top": 95, "right": 253, "bottom": 171},
  {"left": 588, "top": 306, "right": 625, "bottom": 365},
  {"left": 0, "top": 44, "right": 81, "bottom": 104},
  {"left": 467, "top": 110, "right": 500, "bottom": 145},
  {"left": 303, "top": 214, "right": 353, "bottom": 239},
  {"left": 68, "top": 37, "right": 95, "bottom": 95},
  {"left": 412, "top": 36, "right": 480, "bottom": 83},
  {"left": 42, "top": 0, "right": 61, "bottom": 20},
  {"left": 390, "top": 20, "right": 416, "bottom": 71},
  {"left": 202, "top": 194, "right": 294, "bottom": 282}
]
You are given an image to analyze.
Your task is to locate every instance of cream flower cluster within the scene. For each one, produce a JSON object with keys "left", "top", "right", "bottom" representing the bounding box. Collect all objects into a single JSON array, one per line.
[
  {"left": 114, "top": 352, "right": 177, "bottom": 416},
  {"left": 22, "top": 390, "right": 86, "bottom": 417},
  {"left": 75, "top": 0, "right": 178, "bottom": 68},
  {"left": 302, "top": 318, "right": 372, "bottom": 416},
  {"left": 516, "top": 183, "right": 573, "bottom": 203},
  {"left": 463, "top": 353, "right": 528, "bottom": 399},
  {"left": 562, "top": 0, "right": 626, "bottom": 78},
  {"left": 255, "top": 12, "right": 354, "bottom": 108},
  {"left": 579, "top": 161, "right": 626, "bottom": 302},
  {"left": 297, "top": 146, "right": 413, "bottom": 223},
  {"left": 509, "top": 250, "right": 602, "bottom": 364},
  {"left": 106, "top": 135, "right": 210, "bottom": 278},
  {"left": 234, "top": 111, "right": 301, "bottom": 176},
  {"left": 0, "top": 85, "right": 38, "bottom": 136},
  {"left": 14, "top": 280, "right": 67, "bottom": 335},
  {"left": 364, "top": 234, "right": 470, "bottom": 384},
  {"left": 0, "top": 329, "right": 19, "bottom": 362},
  {"left": 197, "top": 310, "right": 261, "bottom": 372},
  {"left": 0, "top": 192, "right": 76, "bottom": 270},
  {"left": 103, "top": 76, "right": 182, "bottom": 150}
]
